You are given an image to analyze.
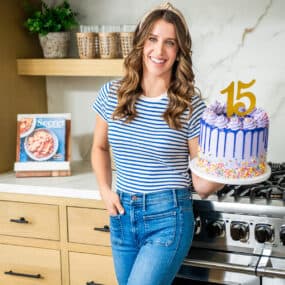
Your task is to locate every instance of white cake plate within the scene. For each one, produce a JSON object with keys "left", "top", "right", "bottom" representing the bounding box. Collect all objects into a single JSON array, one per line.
[{"left": 189, "top": 158, "right": 271, "bottom": 185}]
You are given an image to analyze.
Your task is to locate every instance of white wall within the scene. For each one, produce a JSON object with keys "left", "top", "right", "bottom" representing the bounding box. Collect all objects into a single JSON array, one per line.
[{"left": 47, "top": 0, "right": 285, "bottom": 162}]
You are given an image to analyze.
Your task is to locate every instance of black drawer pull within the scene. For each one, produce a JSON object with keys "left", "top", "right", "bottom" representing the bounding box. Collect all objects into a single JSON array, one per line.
[
  {"left": 86, "top": 281, "right": 103, "bottom": 285},
  {"left": 94, "top": 225, "right": 110, "bottom": 232},
  {"left": 9, "top": 217, "right": 29, "bottom": 224},
  {"left": 4, "top": 270, "right": 42, "bottom": 279}
]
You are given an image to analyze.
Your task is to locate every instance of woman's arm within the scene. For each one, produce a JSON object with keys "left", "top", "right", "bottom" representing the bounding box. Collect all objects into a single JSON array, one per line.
[
  {"left": 188, "top": 137, "right": 224, "bottom": 199},
  {"left": 91, "top": 114, "right": 124, "bottom": 215}
]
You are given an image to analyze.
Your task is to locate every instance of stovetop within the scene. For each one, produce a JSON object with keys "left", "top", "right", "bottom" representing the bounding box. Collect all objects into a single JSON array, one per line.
[
  {"left": 190, "top": 163, "right": 285, "bottom": 258},
  {"left": 192, "top": 162, "right": 285, "bottom": 207}
]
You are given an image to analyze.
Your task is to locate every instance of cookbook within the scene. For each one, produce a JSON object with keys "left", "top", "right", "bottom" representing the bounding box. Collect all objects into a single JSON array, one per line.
[{"left": 14, "top": 113, "right": 71, "bottom": 176}]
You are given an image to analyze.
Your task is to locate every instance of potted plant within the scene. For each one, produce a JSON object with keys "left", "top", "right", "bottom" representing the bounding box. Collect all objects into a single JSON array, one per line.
[{"left": 24, "top": 0, "right": 78, "bottom": 58}]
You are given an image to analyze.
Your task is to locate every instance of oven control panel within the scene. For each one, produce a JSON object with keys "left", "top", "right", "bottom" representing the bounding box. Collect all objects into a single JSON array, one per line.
[{"left": 193, "top": 210, "right": 285, "bottom": 257}]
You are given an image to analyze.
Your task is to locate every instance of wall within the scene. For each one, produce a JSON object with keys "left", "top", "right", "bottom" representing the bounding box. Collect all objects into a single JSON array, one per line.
[
  {"left": 0, "top": 1, "right": 47, "bottom": 172},
  {"left": 47, "top": 0, "right": 285, "bottom": 162}
]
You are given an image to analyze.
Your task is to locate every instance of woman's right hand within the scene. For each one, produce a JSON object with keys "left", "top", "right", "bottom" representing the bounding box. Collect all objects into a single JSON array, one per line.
[{"left": 100, "top": 189, "right": 125, "bottom": 216}]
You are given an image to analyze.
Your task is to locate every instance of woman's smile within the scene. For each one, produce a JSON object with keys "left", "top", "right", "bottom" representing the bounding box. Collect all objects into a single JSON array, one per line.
[{"left": 149, "top": 56, "right": 167, "bottom": 64}]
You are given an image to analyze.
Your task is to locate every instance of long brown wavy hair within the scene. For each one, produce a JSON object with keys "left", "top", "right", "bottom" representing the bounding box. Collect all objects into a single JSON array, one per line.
[{"left": 112, "top": 8, "right": 197, "bottom": 129}]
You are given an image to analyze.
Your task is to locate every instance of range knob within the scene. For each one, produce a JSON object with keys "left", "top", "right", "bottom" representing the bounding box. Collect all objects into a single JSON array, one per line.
[
  {"left": 230, "top": 222, "right": 249, "bottom": 242},
  {"left": 280, "top": 225, "right": 285, "bottom": 245},
  {"left": 207, "top": 220, "right": 225, "bottom": 238},
  {"left": 194, "top": 216, "right": 201, "bottom": 235},
  {"left": 255, "top": 224, "right": 274, "bottom": 243}
]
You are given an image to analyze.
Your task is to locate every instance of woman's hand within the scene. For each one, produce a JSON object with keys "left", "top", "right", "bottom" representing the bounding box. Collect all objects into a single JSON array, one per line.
[
  {"left": 100, "top": 188, "right": 125, "bottom": 216},
  {"left": 188, "top": 137, "right": 224, "bottom": 199}
]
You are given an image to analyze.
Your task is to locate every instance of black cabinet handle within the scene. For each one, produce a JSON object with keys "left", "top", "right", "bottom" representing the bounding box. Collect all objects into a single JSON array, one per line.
[
  {"left": 94, "top": 225, "right": 110, "bottom": 232},
  {"left": 9, "top": 217, "right": 29, "bottom": 224},
  {"left": 4, "top": 270, "right": 42, "bottom": 279},
  {"left": 86, "top": 281, "right": 103, "bottom": 285}
]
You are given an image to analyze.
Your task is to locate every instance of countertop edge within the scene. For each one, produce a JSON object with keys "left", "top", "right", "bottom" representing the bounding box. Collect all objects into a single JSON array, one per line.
[{"left": 0, "top": 183, "right": 102, "bottom": 200}]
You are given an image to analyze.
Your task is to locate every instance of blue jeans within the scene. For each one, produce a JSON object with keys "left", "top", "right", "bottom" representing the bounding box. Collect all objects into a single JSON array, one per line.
[{"left": 109, "top": 188, "right": 195, "bottom": 285}]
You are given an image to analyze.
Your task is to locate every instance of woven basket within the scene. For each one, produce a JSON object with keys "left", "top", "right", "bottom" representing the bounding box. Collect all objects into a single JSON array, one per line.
[
  {"left": 120, "top": 32, "right": 134, "bottom": 58},
  {"left": 76, "top": 32, "right": 99, "bottom": 59},
  {"left": 99, "top": 32, "right": 118, "bottom": 59}
]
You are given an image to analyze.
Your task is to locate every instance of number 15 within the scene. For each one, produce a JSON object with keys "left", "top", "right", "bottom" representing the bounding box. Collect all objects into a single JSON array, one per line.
[{"left": 220, "top": 79, "right": 256, "bottom": 117}]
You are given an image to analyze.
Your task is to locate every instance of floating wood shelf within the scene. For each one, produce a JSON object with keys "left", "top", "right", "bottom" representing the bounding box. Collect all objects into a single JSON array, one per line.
[{"left": 17, "top": 58, "right": 124, "bottom": 77}]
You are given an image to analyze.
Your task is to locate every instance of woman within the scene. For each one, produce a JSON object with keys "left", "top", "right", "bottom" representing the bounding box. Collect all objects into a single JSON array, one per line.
[{"left": 91, "top": 3, "right": 223, "bottom": 285}]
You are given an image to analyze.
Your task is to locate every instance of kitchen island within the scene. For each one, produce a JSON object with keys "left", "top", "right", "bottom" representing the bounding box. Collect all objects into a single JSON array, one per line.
[{"left": 0, "top": 161, "right": 117, "bottom": 285}]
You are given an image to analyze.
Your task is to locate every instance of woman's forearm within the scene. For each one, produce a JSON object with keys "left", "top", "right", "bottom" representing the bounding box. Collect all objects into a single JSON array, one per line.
[
  {"left": 192, "top": 173, "right": 224, "bottom": 199},
  {"left": 91, "top": 145, "right": 125, "bottom": 215},
  {"left": 91, "top": 146, "right": 112, "bottom": 192}
]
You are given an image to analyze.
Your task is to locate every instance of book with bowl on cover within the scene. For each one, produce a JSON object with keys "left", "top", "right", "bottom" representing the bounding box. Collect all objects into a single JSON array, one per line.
[{"left": 14, "top": 113, "right": 71, "bottom": 177}]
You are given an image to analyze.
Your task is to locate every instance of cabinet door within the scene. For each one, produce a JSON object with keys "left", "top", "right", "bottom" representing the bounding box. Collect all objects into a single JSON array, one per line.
[
  {"left": 68, "top": 207, "right": 110, "bottom": 246},
  {"left": 69, "top": 251, "right": 116, "bottom": 285},
  {"left": 0, "top": 244, "right": 61, "bottom": 285},
  {"left": 0, "top": 201, "right": 59, "bottom": 240}
]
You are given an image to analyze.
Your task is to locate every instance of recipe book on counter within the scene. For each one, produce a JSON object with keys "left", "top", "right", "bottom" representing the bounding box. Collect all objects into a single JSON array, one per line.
[{"left": 14, "top": 113, "right": 71, "bottom": 177}]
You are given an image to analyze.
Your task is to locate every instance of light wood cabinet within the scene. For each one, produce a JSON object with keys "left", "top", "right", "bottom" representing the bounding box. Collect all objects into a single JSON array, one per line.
[
  {"left": 0, "top": 201, "right": 59, "bottom": 240},
  {"left": 69, "top": 252, "right": 116, "bottom": 285},
  {"left": 0, "top": 194, "right": 117, "bottom": 285},
  {"left": 0, "top": 244, "right": 61, "bottom": 285},
  {"left": 0, "top": 2, "right": 46, "bottom": 173},
  {"left": 68, "top": 206, "right": 111, "bottom": 246}
]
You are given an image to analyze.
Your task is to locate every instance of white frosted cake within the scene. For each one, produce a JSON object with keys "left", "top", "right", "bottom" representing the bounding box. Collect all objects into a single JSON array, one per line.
[{"left": 197, "top": 101, "right": 269, "bottom": 179}]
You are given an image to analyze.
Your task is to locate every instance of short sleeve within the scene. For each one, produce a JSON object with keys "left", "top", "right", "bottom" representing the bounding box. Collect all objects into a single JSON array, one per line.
[
  {"left": 92, "top": 81, "right": 111, "bottom": 121},
  {"left": 188, "top": 96, "right": 206, "bottom": 140}
]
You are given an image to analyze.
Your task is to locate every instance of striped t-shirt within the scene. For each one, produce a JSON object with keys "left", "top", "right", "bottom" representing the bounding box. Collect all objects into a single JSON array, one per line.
[{"left": 92, "top": 80, "right": 206, "bottom": 193}]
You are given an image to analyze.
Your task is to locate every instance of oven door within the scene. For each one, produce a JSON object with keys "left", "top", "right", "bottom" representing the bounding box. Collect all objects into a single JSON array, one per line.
[
  {"left": 176, "top": 247, "right": 261, "bottom": 285},
  {"left": 257, "top": 253, "right": 285, "bottom": 285}
]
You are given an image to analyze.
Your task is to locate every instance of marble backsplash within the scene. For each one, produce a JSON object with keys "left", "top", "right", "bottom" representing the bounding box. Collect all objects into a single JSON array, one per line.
[{"left": 47, "top": 0, "right": 285, "bottom": 162}]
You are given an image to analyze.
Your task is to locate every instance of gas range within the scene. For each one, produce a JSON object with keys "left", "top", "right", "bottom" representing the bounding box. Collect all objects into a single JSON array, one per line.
[
  {"left": 198, "top": 162, "right": 285, "bottom": 206},
  {"left": 177, "top": 162, "right": 285, "bottom": 285}
]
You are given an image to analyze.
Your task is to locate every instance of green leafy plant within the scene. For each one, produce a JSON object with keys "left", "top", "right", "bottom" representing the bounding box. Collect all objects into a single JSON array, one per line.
[{"left": 24, "top": 0, "right": 79, "bottom": 36}]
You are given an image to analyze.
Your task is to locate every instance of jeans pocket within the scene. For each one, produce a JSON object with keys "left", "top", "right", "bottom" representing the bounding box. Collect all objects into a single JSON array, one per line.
[
  {"left": 110, "top": 214, "right": 123, "bottom": 246},
  {"left": 180, "top": 197, "right": 193, "bottom": 212},
  {"left": 143, "top": 210, "right": 177, "bottom": 247}
]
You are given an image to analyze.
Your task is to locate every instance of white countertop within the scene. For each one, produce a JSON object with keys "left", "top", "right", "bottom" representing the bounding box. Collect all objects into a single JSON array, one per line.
[{"left": 0, "top": 161, "right": 114, "bottom": 200}]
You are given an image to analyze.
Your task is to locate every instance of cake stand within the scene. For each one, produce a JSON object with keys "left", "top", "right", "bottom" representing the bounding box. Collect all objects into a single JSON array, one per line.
[{"left": 189, "top": 158, "right": 271, "bottom": 185}]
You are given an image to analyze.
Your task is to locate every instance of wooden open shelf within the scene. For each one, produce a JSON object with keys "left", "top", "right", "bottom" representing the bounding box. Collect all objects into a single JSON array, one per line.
[{"left": 17, "top": 58, "right": 124, "bottom": 77}]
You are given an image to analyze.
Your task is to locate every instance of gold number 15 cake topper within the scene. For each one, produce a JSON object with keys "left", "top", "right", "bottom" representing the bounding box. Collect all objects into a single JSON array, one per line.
[{"left": 220, "top": 79, "right": 256, "bottom": 117}]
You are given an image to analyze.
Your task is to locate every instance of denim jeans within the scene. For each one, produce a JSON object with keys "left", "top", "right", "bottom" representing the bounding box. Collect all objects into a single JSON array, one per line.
[{"left": 109, "top": 188, "right": 195, "bottom": 285}]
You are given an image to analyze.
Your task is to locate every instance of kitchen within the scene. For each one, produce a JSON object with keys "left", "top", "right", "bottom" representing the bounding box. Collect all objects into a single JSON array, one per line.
[{"left": 0, "top": 0, "right": 285, "bottom": 284}]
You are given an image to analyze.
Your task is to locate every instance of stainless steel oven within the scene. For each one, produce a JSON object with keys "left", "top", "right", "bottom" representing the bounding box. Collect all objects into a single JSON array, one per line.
[{"left": 174, "top": 162, "right": 285, "bottom": 285}]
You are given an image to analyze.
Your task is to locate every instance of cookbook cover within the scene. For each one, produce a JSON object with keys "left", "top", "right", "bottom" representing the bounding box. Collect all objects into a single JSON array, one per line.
[
  {"left": 14, "top": 113, "right": 71, "bottom": 175},
  {"left": 18, "top": 114, "right": 66, "bottom": 162}
]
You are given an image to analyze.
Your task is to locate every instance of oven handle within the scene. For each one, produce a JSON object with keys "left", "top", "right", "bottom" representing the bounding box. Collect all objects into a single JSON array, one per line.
[
  {"left": 183, "top": 258, "right": 256, "bottom": 275},
  {"left": 257, "top": 267, "right": 285, "bottom": 278}
]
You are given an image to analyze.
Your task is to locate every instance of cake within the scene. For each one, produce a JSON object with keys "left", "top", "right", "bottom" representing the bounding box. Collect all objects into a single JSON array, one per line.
[{"left": 197, "top": 101, "right": 269, "bottom": 179}]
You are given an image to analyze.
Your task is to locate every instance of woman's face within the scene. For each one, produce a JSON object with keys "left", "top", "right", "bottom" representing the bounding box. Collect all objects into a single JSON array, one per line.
[{"left": 142, "top": 19, "right": 179, "bottom": 80}]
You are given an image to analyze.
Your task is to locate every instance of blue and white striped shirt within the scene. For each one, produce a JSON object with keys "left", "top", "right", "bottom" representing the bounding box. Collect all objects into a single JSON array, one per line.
[{"left": 92, "top": 80, "right": 206, "bottom": 193}]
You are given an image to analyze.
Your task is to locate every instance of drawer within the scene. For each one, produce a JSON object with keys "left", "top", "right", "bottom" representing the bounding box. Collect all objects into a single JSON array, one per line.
[
  {"left": 68, "top": 207, "right": 110, "bottom": 246},
  {"left": 69, "top": 251, "right": 116, "bottom": 285},
  {"left": 0, "top": 201, "right": 59, "bottom": 240},
  {"left": 0, "top": 244, "right": 61, "bottom": 285}
]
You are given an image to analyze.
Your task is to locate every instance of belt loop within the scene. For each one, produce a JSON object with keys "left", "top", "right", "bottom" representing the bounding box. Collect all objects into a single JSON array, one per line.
[
  {"left": 143, "top": 193, "right": 146, "bottom": 211},
  {"left": 172, "top": 189, "right": 178, "bottom": 207},
  {"left": 119, "top": 190, "right": 123, "bottom": 200}
]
